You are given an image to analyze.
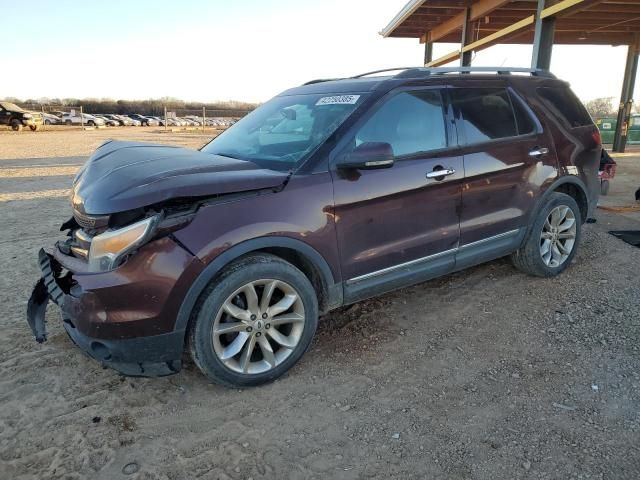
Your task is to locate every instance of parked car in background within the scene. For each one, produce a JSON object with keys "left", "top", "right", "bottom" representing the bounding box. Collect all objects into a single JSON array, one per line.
[
  {"left": 181, "top": 117, "right": 199, "bottom": 127},
  {"left": 123, "top": 115, "right": 142, "bottom": 127},
  {"left": 128, "top": 114, "right": 159, "bottom": 126},
  {"left": 0, "top": 102, "right": 43, "bottom": 131},
  {"left": 27, "top": 67, "right": 601, "bottom": 387},
  {"left": 148, "top": 116, "right": 166, "bottom": 126},
  {"left": 94, "top": 115, "right": 119, "bottom": 127},
  {"left": 42, "top": 113, "right": 62, "bottom": 125},
  {"left": 101, "top": 114, "right": 129, "bottom": 126},
  {"left": 60, "top": 112, "right": 105, "bottom": 127},
  {"left": 185, "top": 116, "right": 202, "bottom": 126}
]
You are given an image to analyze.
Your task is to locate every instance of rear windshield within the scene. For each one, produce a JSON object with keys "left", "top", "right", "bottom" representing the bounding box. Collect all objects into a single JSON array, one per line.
[{"left": 537, "top": 86, "right": 593, "bottom": 128}]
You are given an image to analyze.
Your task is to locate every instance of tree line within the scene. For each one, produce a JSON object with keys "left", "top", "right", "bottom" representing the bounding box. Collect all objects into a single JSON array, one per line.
[
  {"left": 3, "top": 97, "right": 258, "bottom": 117},
  {"left": 584, "top": 97, "right": 640, "bottom": 119}
]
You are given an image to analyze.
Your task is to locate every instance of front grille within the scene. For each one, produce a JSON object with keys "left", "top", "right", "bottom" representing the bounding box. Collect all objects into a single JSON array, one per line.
[{"left": 73, "top": 210, "right": 109, "bottom": 230}]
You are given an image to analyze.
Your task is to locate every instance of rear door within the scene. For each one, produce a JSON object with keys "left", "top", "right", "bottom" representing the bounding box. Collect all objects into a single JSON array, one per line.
[
  {"left": 450, "top": 83, "right": 557, "bottom": 263},
  {"left": 331, "top": 86, "right": 463, "bottom": 302}
]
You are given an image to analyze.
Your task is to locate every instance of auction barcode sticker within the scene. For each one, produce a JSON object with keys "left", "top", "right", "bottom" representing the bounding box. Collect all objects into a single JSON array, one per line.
[{"left": 316, "top": 95, "right": 360, "bottom": 106}]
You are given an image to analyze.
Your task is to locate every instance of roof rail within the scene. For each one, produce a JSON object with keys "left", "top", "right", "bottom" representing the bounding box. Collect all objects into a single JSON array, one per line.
[
  {"left": 351, "top": 67, "right": 417, "bottom": 79},
  {"left": 350, "top": 66, "right": 555, "bottom": 80},
  {"left": 395, "top": 66, "right": 556, "bottom": 79},
  {"left": 302, "top": 78, "right": 343, "bottom": 85}
]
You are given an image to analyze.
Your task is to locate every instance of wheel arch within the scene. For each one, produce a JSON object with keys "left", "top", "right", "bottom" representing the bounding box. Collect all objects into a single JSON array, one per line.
[
  {"left": 531, "top": 176, "right": 589, "bottom": 224},
  {"left": 174, "top": 236, "right": 342, "bottom": 336},
  {"left": 553, "top": 181, "right": 589, "bottom": 223}
]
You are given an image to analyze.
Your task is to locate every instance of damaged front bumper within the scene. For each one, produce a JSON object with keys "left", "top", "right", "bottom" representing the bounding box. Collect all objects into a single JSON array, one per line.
[{"left": 26, "top": 238, "right": 199, "bottom": 377}]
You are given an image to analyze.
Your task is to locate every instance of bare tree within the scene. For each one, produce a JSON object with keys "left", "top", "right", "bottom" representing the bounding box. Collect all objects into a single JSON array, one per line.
[{"left": 584, "top": 97, "right": 616, "bottom": 118}]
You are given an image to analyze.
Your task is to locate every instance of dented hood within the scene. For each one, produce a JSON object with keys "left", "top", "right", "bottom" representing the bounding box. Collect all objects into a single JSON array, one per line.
[{"left": 71, "top": 140, "right": 289, "bottom": 215}]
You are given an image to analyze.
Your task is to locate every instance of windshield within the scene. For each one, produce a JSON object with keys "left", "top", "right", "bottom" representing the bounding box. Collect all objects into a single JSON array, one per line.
[
  {"left": 201, "top": 93, "right": 364, "bottom": 169},
  {"left": 0, "top": 102, "right": 24, "bottom": 111}
]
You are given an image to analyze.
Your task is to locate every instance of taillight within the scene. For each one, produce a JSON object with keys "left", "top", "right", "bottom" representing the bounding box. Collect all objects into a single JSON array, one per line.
[{"left": 592, "top": 130, "right": 602, "bottom": 146}]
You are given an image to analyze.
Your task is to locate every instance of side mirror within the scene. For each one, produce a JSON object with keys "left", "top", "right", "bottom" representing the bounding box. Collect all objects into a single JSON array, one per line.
[{"left": 338, "top": 142, "right": 394, "bottom": 170}]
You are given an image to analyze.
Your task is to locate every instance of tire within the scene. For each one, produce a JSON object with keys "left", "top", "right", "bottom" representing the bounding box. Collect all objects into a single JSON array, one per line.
[
  {"left": 10, "top": 119, "right": 22, "bottom": 131},
  {"left": 511, "top": 192, "right": 582, "bottom": 278},
  {"left": 45, "top": 120, "right": 51, "bottom": 125},
  {"left": 188, "top": 253, "right": 318, "bottom": 387},
  {"left": 65, "top": 120, "right": 72, "bottom": 126},
  {"left": 600, "top": 180, "right": 610, "bottom": 196},
  {"left": 87, "top": 120, "right": 95, "bottom": 126},
  {"left": 29, "top": 125, "right": 38, "bottom": 131}
]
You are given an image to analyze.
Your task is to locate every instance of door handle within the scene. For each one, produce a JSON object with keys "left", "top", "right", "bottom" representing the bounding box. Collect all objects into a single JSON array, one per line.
[
  {"left": 528, "top": 147, "right": 549, "bottom": 157},
  {"left": 426, "top": 168, "right": 456, "bottom": 179}
]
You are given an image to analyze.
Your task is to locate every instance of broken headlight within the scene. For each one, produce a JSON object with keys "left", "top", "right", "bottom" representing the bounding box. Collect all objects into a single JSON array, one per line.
[{"left": 88, "top": 215, "right": 160, "bottom": 272}]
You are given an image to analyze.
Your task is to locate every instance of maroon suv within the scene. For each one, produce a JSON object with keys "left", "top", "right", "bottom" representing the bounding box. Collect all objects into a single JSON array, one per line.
[{"left": 27, "top": 67, "right": 601, "bottom": 386}]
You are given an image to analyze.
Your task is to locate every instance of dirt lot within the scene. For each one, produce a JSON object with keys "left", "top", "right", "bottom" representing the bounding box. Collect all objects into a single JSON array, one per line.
[{"left": 1, "top": 129, "right": 639, "bottom": 480}]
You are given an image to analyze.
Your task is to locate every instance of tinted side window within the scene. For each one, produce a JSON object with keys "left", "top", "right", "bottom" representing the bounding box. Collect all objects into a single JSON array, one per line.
[
  {"left": 355, "top": 90, "right": 447, "bottom": 157},
  {"left": 451, "top": 88, "right": 517, "bottom": 144},
  {"left": 537, "top": 86, "right": 592, "bottom": 128},
  {"left": 509, "top": 91, "right": 537, "bottom": 135}
]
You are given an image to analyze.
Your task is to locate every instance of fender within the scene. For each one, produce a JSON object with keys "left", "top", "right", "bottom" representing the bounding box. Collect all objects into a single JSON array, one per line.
[
  {"left": 173, "top": 236, "right": 342, "bottom": 334},
  {"left": 522, "top": 174, "right": 590, "bottom": 243}
]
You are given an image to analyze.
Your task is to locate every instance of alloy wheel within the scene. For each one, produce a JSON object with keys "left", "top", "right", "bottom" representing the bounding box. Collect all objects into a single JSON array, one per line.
[
  {"left": 540, "top": 205, "right": 576, "bottom": 267},
  {"left": 212, "top": 279, "right": 305, "bottom": 374}
]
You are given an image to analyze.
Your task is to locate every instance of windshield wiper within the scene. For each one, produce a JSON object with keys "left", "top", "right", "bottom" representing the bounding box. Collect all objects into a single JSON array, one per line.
[{"left": 212, "top": 152, "right": 241, "bottom": 160}]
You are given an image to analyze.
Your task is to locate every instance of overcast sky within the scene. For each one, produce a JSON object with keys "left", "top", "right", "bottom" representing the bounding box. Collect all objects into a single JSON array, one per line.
[{"left": 3, "top": 0, "right": 637, "bottom": 104}]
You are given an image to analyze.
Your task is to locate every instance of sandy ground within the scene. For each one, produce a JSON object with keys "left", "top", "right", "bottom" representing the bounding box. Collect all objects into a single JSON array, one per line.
[{"left": 1, "top": 130, "right": 640, "bottom": 480}]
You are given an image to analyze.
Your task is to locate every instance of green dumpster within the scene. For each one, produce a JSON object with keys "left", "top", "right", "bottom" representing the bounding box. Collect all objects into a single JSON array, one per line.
[
  {"left": 630, "top": 115, "right": 640, "bottom": 145},
  {"left": 596, "top": 115, "right": 640, "bottom": 145},
  {"left": 595, "top": 117, "right": 616, "bottom": 144}
]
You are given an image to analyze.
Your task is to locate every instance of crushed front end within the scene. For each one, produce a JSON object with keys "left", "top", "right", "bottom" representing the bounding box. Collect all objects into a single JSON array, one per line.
[{"left": 26, "top": 208, "right": 202, "bottom": 377}]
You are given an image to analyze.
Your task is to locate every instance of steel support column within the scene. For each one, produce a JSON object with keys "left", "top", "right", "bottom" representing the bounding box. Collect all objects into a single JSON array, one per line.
[
  {"left": 424, "top": 41, "right": 433, "bottom": 65},
  {"left": 532, "top": 0, "right": 555, "bottom": 70},
  {"left": 613, "top": 42, "right": 640, "bottom": 153},
  {"left": 460, "top": 8, "right": 473, "bottom": 67}
]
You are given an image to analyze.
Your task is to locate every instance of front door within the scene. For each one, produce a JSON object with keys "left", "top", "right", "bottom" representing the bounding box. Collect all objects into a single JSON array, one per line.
[{"left": 331, "top": 87, "right": 463, "bottom": 302}]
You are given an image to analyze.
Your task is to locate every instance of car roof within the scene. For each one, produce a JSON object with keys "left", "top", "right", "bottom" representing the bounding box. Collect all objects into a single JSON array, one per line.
[
  {"left": 279, "top": 77, "right": 390, "bottom": 97},
  {"left": 279, "top": 68, "right": 566, "bottom": 98}
]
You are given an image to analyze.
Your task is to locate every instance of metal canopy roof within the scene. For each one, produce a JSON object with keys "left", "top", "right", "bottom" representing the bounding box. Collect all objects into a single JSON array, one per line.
[{"left": 381, "top": 0, "right": 640, "bottom": 46}]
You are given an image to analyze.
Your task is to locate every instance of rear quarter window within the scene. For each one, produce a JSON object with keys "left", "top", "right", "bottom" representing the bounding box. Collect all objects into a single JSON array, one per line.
[{"left": 537, "top": 86, "right": 593, "bottom": 128}]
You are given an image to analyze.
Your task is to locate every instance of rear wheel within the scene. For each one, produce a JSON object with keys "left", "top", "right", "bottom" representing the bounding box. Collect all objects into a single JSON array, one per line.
[
  {"left": 188, "top": 254, "right": 318, "bottom": 387},
  {"left": 10, "top": 119, "right": 22, "bottom": 131},
  {"left": 511, "top": 192, "right": 581, "bottom": 277},
  {"left": 65, "top": 120, "right": 72, "bottom": 126}
]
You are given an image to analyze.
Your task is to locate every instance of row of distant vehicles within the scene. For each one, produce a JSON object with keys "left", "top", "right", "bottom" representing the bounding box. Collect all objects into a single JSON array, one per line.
[{"left": 41, "top": 112, "right": 235, "bottom": 128}]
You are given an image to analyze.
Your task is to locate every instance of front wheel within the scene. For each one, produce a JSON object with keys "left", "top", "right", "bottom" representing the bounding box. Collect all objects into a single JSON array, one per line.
[
  {"left": 29, "top": 125, "right": 38, "bottom": 131},
  {"left": 188, "top": 254, "right": 318, "bottom": 387},
  {"left": 511, "top": 192, "right": 581, "bottom": 277}
]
